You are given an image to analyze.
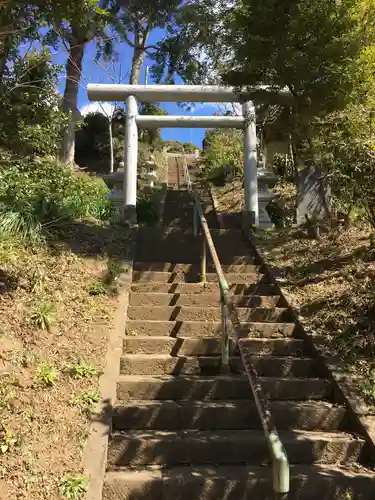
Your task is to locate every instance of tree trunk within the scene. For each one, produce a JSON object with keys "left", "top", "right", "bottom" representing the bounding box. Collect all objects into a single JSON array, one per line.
[
  {"left": 130, "top": 46, "right": 145, "bottom": 85},
  {"left": 61, "top": 40, "right": 84, "bottom": 165},
  {"left": 109, "top": 119, "right": 114, "bottom": 173}
]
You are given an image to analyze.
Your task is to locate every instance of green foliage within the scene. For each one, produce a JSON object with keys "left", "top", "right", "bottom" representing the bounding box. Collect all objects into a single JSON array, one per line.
[
  {"left": 70, "top": 390, "right": 100, "bottom": 415},
  {"left": 0, "top": 48, "right": 68, "bottom": 156},
  {"left": 203, "top": 128, "right": 243, "bottom": 181},
  {"left": 136, "top": 198, "right": 158, "bottom": 227},
  {"left": 309, "top": 104, "right": 375, "bottom": 227},
  {"left": 59, "top": 474, "right": 88, "bottom": 500},
  {"left": 150, "top": 0, "right": 221, "bottom": 84},
  {"left": 268, "top": 181, "right": 297, "bottom": 228},
  {"left": 183, "top": 142, "right": 197, "bottom": 153},
  {"left": 37, "top": 363, "right": 58, "bottom": 386},
  {"left": 138, "top": 101, "right": 167, "bottom": 145},
  {"left": 160, "top": 140, "right": 185, "bottom": 153},
  {"left": 65, "top": 362, "right": 99, "bottom": 379},
  {"left": 86, "top": 278, "right": 107, "bottom": 296},
  {"left": 360, "top": 370, "right": 375, "bottom": 401},
  {"left": 224, "top": 0, "right": 361, "bottom": 113},
  {"left": 75, "top": 110, "right": 126, "bottom": 171},
  {"left": 30, "top": 301, "right": 56, "bottom": 331},
  {"left": 0, "top": 155, "right": 112, "bottom": 240},
  {"left": 76, "top": 112, "right": 111, "bottom": 160}
]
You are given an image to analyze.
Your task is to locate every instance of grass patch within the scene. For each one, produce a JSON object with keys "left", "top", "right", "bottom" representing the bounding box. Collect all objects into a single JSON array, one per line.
[
  {"left": 65, "top": 362, "right": 99, "bottom": 379},
  {"left": 59, "top": 474, "right": 88, "bottom": 500},
  {"left": 70, "top": 390, "right": 100, "bottom": 416},
  {"left": 30, "top": 300, "right": 56, "bottom": 330},
  {"left": 213, "top": 185, "right": 375, "bottom": 406},
  {"left": 37, "top": 363, "right": 58, "bottom": 387},
  {"left": 259, "top": 225, "right": 375, "bottom": 404},
  {"left": 86, "top": 278, "right": 107, "bottom": 296},
  {"left": 0, "top": 223, "right": 132, "bottom": 499}
]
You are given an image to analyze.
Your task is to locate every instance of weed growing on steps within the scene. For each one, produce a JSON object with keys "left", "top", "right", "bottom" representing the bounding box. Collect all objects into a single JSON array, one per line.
[
  {"left": 59, "top": 474, "right": 88, "bottom": 500},
  {"left": 30, "top": 300, "right": 56, "bottom": 330},
  {"left": 65, "top": 363, "right": 99, "bottom": 379},
  {"left": 105, "top": 258, "right": 126, "bottom": 284},
  {"left": 37, "top": 363, "right": 58, "bottom": 387},
  {"left": 87, "top": 257, "right": 128, "bottom": 296}
]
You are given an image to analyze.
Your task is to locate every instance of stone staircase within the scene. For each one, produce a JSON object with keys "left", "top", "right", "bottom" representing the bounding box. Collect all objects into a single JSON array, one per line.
[
  {"left": 102, "top": 188, "right": 375, "bottom": 499},
  {"left": 167, "top": 156, "right": 184, "bottom": 189}
]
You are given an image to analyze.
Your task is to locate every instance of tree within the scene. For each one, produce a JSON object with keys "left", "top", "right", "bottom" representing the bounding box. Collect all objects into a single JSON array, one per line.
[
  {"left": 219, "top": 0, "right": 366, "bottom": 162},
  {"left": 75, "top": 107, "right": 125, "bottom": 172},
  {"left": 0, "top": 1, "right": 49, "bottom": 81},
  {"left": 203, "top": 128, "right": 243, "bottom": 180},
  {"left": 183, "top": 142, "right": 197, "bottom": 153},
  {"left": 0, "top": 48, "right": 68, "bottom": 156},
  {"left": 113, "top": 0, "right": 191, "bottom": 84},
  {"left": 138, "top": 101, "right": 167, "bottom": 145},
  {"left": 150, "top": 0, "right": 234, "bottom": 84},
  {"left": 46, "top": 0, "right": 112, "bottom": 165}
]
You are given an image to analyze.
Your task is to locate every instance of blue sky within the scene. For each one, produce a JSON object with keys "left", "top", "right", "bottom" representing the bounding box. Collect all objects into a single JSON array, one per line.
[{"left": 43, "top": 28, "right": 221, "bottom": 147}]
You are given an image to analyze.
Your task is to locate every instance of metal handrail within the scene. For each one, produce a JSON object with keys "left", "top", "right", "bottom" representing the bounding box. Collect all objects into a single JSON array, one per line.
[{"left": 182, "top": 155, "right": 290, "bottom": 499}]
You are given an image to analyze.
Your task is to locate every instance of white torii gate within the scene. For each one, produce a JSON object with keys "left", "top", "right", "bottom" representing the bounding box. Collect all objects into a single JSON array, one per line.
[{"left": 87, "top": 84, "right": 290, "bottom": 225}]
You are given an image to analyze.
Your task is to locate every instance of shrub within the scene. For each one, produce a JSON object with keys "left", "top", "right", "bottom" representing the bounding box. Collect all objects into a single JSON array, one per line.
[
  {"left": 203, "top": 129, "right": 243, "bottom": 181},
  {"left": 267, "top": 181, "right": 297, "bottom": 228},
  {"left": 136, "top": 198, "right": 158, "bottom": 226},
  {"left": 0, "top": 154, "right": 111, "bottom": 240}
]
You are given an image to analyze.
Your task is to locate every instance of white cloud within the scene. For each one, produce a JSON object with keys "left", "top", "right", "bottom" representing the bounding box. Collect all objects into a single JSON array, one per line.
[{"left": 80, "top": 101, "right": 115, "bottom": 117}]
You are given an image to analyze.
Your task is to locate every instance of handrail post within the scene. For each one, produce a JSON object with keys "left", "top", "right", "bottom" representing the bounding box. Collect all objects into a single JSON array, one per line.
[
  {"left": 270, "top": 432, "right": 290, "bottom": 500},
  {"left": 220, "top": 290, "right": 230, "bottom": 373},
  {"left": 201, "top": 235, "right": 207, "bottom": 282}
]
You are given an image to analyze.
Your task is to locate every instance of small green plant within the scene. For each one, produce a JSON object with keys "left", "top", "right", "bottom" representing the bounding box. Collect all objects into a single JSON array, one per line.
[
  {"left": 136, "top": 198, "right": 158, "bottom": 227},
  {"left": 360, "top": 370, "right": 375, "bottom": 402},
  {"left": 86, "top": 278, "right": 107, "bottom": 296},
  {"left": 65, "top": 362, "right": 99, "bottom": 379},
  {"left": 0, "top": 385, "right": 15, "bottom": 411},
  {"left": 344, "top": 490, "right": 353, "bottom": 500},
  {"left": 59, "top": 473, "right": 88, "bottom": 500},
  {"left": 30, "top": 301, "right": 56, "bottom": 330},
  {"left": 37, "top": 363, "right": 58, "bottom": 386},
  {"left": 105, "top": 259, "right": 124, "bottom": 284},
  {"left": 0, "top": 426, "right": 17, "bottom": 454},
  {"left": 70, "top": 390, "right": 100, "bottom": 415}
]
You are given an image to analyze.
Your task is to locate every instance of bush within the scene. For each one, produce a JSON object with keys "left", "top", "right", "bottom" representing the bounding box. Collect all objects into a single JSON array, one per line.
[
  {"left": 203, "top": 129, "right": 243, "bottom": 181},
  {"left": 267, "top": 181, "right": 297, "bottom": 227},
  {"left": 136, "top": 198, "right": 158, "bottom": 227},
  {"left": 0, "top": 154, "right": 111, "bottom": 240}
]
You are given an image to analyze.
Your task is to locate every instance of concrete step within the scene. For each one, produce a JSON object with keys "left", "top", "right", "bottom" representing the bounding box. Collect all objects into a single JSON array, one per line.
[
  {"left": 135, "top": 247, "right": 254, "bottom": 259},
  {"left": 131, "top": 271, "right": 264, "bottom": 284},
  {"left": 103, "top": 465, "right": 375, "bottom": 500},
  {"left": 127, "top": 306, "right": 291, "bottom": 322},
  {"left": 112, "top": 400, "right": 346, "bottom": 432},
  {"left": 130, "top": 283, "right": 277, "bottom": 295},
  {"left": 133, "top": 262, "right": 259, "bottom": 273},
  {"left": 107, "top": 429, "right": 364, "bottom": 467},
  {"left": 119, "top": 354, "right": 316, "bottom": 377},
  {"left": 129, "top": 292, "right": 280, "bottom": 308},
  {"left": 116, "top": 375, "right": 332, "bottom": 401},
  {"left": 122, "top": 337, "right": 305, "bottom": 357},
  {"left": 125, "top": 320, "right": 296, "bottom": 338}
]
